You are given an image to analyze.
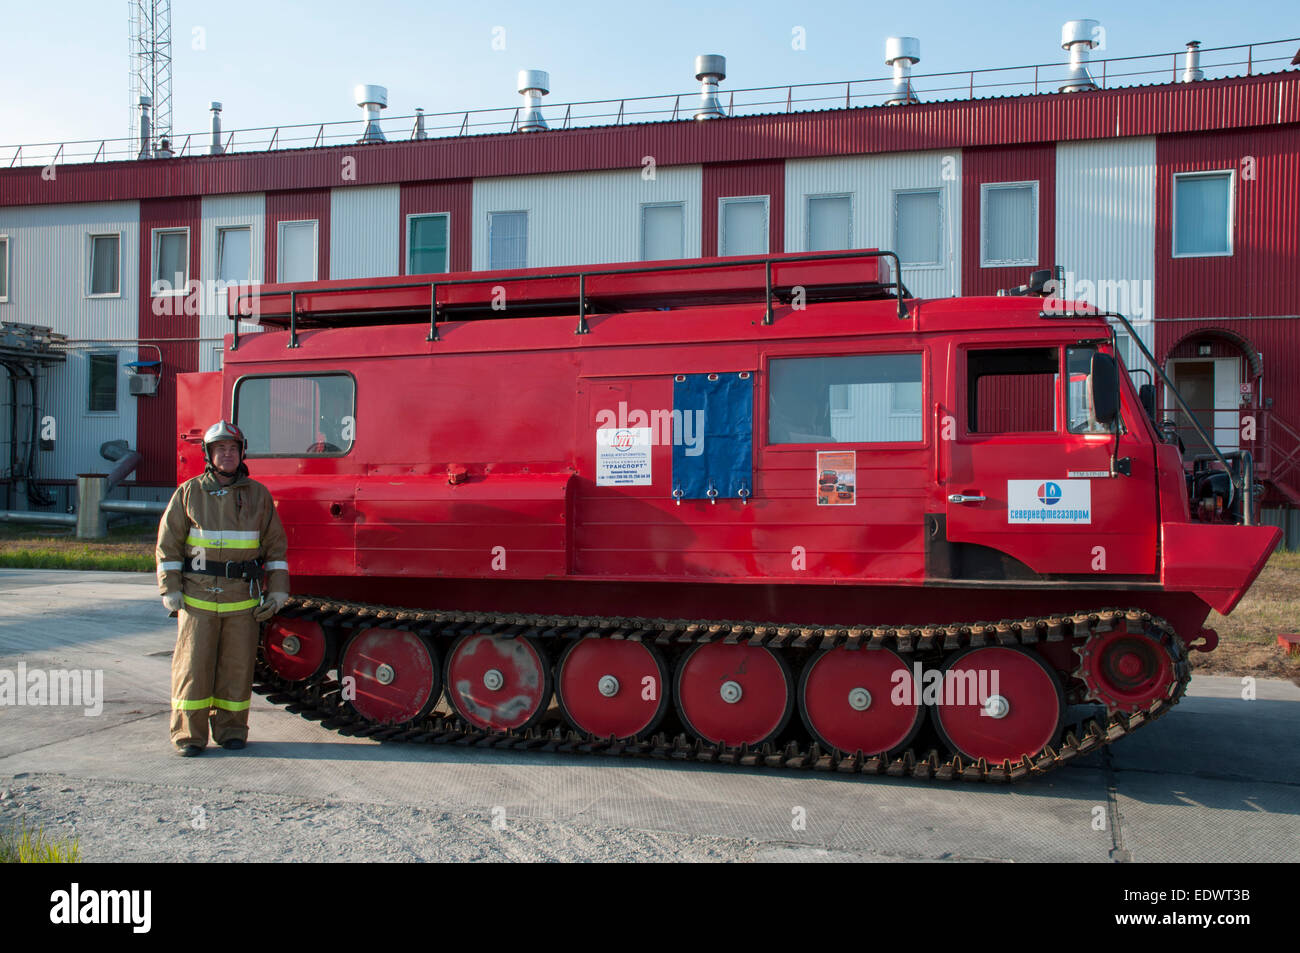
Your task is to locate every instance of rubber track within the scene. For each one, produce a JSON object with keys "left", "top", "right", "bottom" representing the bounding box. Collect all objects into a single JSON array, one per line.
[{"left": 253, "top": 597, "right": 1191, "bottom": 784}]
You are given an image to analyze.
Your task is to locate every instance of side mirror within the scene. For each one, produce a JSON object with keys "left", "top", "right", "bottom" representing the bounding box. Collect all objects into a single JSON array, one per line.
[
  {"left": 1138, "top": 383, "right": 1156, "bottom": 422},
  {"left": 1090, "top": 352, "right": 1120, "bottom": 425}
]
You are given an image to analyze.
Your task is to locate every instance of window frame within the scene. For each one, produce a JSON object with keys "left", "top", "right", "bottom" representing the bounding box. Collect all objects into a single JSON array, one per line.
[
  {"left": 276, "top": 219, "right": 319, "bottom": 283},
  {"left": 0, "top": 235, "right": 9, "bottom": 303},
  {"left": 762, "top": 348, "right": 929, "bottom": 451},
  {"left": 892, "top": 187, "right": 944, "bottom": 269},
  {"left": 215, "top": 224, "right": 254, "bottom": 284},
  {"left": 405, "top": 211, "right": 451, "bottom": 275},
  {"left": 487, "top": 210, "right": 529, "bottom": 271},
  {"left": 151, "top": 226, "right": 190, "bottom": 297},
  {"left": 805, "top": 192, "right": 854, "bottom": 252},
  {"left": 1171, "top": 169, "right": 1235, "bottom": 259},
  {"left": 85, "top": 232, "right": 123, "bottom": 298},
  {"left": 960, "top": 344, "right": 1063, "bottom": 437},
  {"left": 232, "top": 371, "right": 358, "bottom": 459},
  {"left": 86, "top": 350, "right": 119, "bottom": 416},
  {"left": 717, "top": 195, "right": 770, "bottom": 258},
  {"left": 639, "top": 201, "right": 686, "bottom": 261},
  {"left": 979, "top": 180, "right": 1039, "bottom": 268}
]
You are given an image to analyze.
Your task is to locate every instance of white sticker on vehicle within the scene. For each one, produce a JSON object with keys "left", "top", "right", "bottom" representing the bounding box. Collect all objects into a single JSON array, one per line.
[
  {"left": 1007, "top": 480, "right": 1091, "bottom": 524},
  {"left": 596, "top": 428, "right": 653, "bottom": 486}
]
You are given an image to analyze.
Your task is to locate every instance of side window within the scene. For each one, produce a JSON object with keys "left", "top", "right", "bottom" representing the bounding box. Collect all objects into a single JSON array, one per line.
[
  {"left": 88, "top": 352, "right": 118, "bottom": 414},
  {"left": 769, "top": 353, "right": 923, "bottom": 444},
  {"left": 234, "top": 374, "right": 356, "bottom": 456},
  {"left": 1066, "top": 346, "right": 1116, "bottom": 434},
  {"left": 967, "top": 348, "right": 1057, "bottom": 434}
]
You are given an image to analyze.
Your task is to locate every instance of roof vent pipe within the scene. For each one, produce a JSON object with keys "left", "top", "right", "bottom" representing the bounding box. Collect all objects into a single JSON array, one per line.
[
  {"left": 137, "top": 95, "right": 152, "bottom": 159},
  {"left": 1059, "top": 19, "right": 1100, "bottom": 92},
  {"left": 413, "top": 106, "right": 428, "bottom": 140},
  {"left": 1182, "top": 41, "right": 1204, "bottom": 82},
  {"left": 693, "top": 55, "right": 727, "bottom": 120},
  {"left": 355, "top": 84, "right": 388, "bottom": 143},
  {"left": 209, "top": 102, "right": 224, "bottom": 155},
  {"left": 517, "top": 70, "right": 550, "bottom": 132},
  {"left": 884, "top": 37, "right": 921, "bottom": 105}
]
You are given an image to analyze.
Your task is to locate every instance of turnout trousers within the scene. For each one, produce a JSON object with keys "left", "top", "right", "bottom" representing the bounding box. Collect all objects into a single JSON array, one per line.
[{"left": 169, "top": 606, "right": 260, "bottom": 748}]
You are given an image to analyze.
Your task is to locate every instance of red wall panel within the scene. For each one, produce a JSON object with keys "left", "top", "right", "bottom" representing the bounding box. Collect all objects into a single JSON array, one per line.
[
  {"left": 137, "top": 196, "right": 201, "bottom": 485},
  {"left": 265, "top": 189, "right": 330, "bottom": 283},
  {"left": 702, "top": 160, "right": 784, "bottom": 256},
  {"left": 1156, "top": 126, "right": 1300, "bottom": 319},
  {"left": 398, "top": 180, "right": 472, "bottom": 273},
  {"left": 961, "top": 143, "right": 1056, "bottom": 295}
]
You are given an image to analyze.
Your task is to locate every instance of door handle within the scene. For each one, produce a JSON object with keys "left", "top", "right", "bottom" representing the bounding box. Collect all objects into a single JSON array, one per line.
[{"left": 948, "top": 494, "right": 987, "bottom": 504}]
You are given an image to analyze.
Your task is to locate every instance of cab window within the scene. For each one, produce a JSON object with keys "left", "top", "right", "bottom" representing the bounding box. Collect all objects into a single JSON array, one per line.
[
  {"left": 769, "top": 353, "right": 923, "bottom": 444},
  {"left": 967, "top": 347, "right": 1057, "bottom": 434},
  {"left": 234, "top": 374, "right": 355, "bottom": 456},
  {"left": 1066, "top": 346, "right": 1118, "bottom": 434}
]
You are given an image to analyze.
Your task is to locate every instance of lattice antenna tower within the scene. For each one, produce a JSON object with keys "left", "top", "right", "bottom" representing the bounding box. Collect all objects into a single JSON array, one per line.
[{"left": 128, "top": 0, "right": 174, "bottom": 149}]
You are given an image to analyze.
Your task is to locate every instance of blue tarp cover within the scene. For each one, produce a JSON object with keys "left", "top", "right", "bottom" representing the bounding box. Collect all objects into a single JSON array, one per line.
[{"left": 672, "top": 373, "right": 753, "bottom": 500}]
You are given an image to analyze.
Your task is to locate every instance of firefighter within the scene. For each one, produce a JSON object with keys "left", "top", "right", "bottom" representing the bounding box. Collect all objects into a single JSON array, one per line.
[{"left": 156, "top": 421, "right": 290, "bottom": 756}]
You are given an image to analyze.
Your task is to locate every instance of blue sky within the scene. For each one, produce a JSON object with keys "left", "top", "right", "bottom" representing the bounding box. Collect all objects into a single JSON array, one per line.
[{"left": 2, "top": 0, "right": 1296, "bottom": 149}]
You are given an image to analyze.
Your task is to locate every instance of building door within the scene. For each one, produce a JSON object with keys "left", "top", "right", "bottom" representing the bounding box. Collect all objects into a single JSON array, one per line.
[{"left": 1168, "top": 358, "right": 1239, "bottom": 453}]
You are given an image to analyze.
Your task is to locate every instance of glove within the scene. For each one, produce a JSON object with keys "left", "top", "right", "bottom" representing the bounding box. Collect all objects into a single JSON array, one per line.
[
  {"left": 162, "top": 591, "right": 183, "bottom": 613},
  {"left": 253, "top": 591, "right": 289, "bottom": 622}
]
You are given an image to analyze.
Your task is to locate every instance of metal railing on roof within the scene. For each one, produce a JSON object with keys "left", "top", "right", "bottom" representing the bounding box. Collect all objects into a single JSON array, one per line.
[{"left": 3, "top": 37, "right": 1296, "bottom": 170}]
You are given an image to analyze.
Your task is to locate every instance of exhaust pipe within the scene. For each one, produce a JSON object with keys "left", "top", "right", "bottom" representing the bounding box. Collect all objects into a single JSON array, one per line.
[{"left": 693, "top": 55, "right": 727, "bottom": 120}]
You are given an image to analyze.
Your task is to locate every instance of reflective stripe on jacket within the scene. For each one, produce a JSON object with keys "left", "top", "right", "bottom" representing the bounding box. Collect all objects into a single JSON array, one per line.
[{"left": 156, "top": 470, "right": 290, "bottom": 611}]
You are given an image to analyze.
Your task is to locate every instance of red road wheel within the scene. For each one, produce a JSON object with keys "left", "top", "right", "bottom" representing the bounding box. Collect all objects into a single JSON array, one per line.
[
  {"left": 556, "top": 638, "right": 670, "bottom": 740},
  {"left": 798, "top": 646, "right": 923, "bottom": 757},
  {"left": 445, "top": 635, "right": 552, "bottom": 732},
  {"left": 674, "top": 643, "right": 793, "bottom": 747},
  {"left": 1075, "top": 630, "right": 1176, "bottom": 715},
  {"left": 931, "top": 646, "right": 1064, "bottom": 764},
  {"left": 262, "top": 617, "right": 331, "bottom": 682},
  {"left": 340, "top": 628, "right": 440, "bottom": 726}
]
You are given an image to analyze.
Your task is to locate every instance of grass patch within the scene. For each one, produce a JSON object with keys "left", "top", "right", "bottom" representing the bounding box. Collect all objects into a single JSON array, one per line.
[
  {"left": 0, "top": 521, "right": 155, "bottom": 572},
  {"left": 0, "top": 818, "right": 81, "bottom": 863},
  {"left": 1195, "top": 550, "right": 1300, "bottom": 680}
]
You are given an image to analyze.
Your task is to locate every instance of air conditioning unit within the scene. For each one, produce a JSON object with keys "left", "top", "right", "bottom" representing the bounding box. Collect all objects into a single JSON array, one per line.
[{"left": 129, "top": 374, "right": 159, "bottom": 396}]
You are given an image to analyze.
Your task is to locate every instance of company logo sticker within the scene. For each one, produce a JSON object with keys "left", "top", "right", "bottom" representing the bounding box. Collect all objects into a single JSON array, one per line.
[{"left": 1007, "top": 479, "right": 1091, "bottom": 524}]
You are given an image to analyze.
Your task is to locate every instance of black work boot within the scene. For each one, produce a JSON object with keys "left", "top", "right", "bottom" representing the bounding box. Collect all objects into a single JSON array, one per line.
[
  {"left": 177, "top": 744, "right": 204, "bottom": 757},
  {"left": 220, "top": 738, "right": 246, "bottom": 750}
]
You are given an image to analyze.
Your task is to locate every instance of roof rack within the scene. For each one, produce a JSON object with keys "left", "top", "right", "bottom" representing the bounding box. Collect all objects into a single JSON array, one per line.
[{"left": 228, "top": 250, "right": 910, "bottom": 349}]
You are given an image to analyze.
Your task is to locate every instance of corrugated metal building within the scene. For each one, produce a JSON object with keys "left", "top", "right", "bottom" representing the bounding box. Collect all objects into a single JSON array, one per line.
[{"left": 0, "top": 40, "right": 1298, "bottom": 541}]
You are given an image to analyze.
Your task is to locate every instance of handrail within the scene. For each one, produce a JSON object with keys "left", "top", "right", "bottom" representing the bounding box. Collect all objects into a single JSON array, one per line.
[
  {"left": 3, "top": 37, "right": 1296, "bottom": 169},
  {"left": 226, "top": 249, "right": 912, "bottom": 350}
]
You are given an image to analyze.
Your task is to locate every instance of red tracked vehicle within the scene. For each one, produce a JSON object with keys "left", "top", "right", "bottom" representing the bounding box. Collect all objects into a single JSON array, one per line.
[{"left": 176, "top": 249, "right": 1279, "bottom": 782}]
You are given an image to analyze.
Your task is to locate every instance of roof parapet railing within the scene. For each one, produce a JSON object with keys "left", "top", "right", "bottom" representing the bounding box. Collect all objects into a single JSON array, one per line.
[{"left": 3, "top": 37, "right": 1296, "bottom": 170}]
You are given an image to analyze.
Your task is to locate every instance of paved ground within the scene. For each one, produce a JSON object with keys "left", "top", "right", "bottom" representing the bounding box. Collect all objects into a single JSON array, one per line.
[{"left": 1, "top": 569, "right": 1297, "bottom": 862}]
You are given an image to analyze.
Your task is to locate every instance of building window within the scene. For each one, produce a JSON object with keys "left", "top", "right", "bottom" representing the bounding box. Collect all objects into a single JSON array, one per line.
[
  {"left": 489, "top": 211, "right": 528, "bottom": 270},
  {"left": 217, "top": 226, "right": 252, "bottom": 283},
  {"left": 769, "top": 353, "right": 924, "bottom": 444},
  {"left": 640, "top": 203, "right": 684, "bottom": 260},
  {"left": 1173, "top": 171, "right": 1233, "bottom": 257},
  {"left": 893, "top": 189, "right": 942, "bottom": 267},
  {"left": 980, "top": 182, "right": 1038, "bottom": 267},
  {"left": 408, "top": 213, "right": 449, "bottom": 274},
  {"left": 88, "top": 352, "right": 118, "bottom": 414},
  {"left": 87, "top": 234, "right": 121, "bottom": 296},
  {"left": 0, "top": 236, "right": 9, "bottom": 302},
  {"left": 719, "top": 196, "right": 768, "bottom": 257},
  {"left": 807, "top": 194, "right": 852, "bottom": 251},
  {"left": 277, "top": 220, "right": 318, "bottom": 283},
  {"left": 152, "top": 227, "right": 189, "bottom": 295}
]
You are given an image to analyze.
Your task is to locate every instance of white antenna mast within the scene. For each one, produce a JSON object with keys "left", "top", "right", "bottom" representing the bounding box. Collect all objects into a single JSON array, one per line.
[{"left": 129, "top": 0, "right": 174, "bottom": 153}]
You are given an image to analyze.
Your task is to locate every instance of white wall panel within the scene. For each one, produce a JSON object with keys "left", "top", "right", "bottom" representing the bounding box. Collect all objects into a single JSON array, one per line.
[
  {"left": 0, "top": 202, "right": 140, "bottom": 482},
  {"left": 199, "top": 193, "right": 265, "bottom": 372},
  {"left": 471, "top": 166, "right": 702, "bottom": 269},
  {"left": 784, "top": 152, "right": 962, "bottom": 299},
  {"left": 330, "top": 184, "right": 399, "bottom": 279}
]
